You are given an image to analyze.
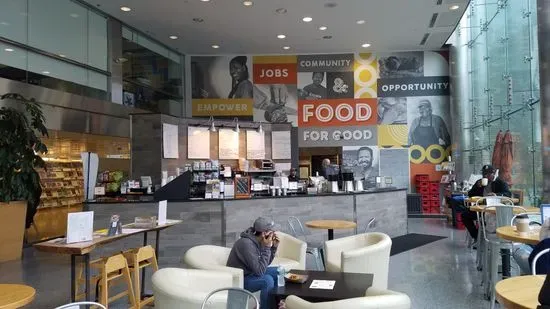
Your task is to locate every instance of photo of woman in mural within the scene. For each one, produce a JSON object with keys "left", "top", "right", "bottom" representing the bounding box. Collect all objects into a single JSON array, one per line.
[
  {"left": 298, "top": 72, "right": 327, "bottom": 100},
  {"left": 408, "top": 99, "right": 450, "bottom": 149},
  {"left": 228, "top": 56, "right": 254, "bottom": 99}
]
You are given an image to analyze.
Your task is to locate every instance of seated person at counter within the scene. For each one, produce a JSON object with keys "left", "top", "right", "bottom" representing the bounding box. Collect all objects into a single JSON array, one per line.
[
  {"left": 227, "top": 217, "right": 279, "bottom": 309},
  {"left": 462, "top": 164, "right": 511, "bottom": 241}
]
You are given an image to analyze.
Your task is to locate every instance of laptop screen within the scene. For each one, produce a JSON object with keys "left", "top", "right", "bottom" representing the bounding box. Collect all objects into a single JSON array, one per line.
[{"left": 541, "top": 204, "right": 550, "bottom": 224}]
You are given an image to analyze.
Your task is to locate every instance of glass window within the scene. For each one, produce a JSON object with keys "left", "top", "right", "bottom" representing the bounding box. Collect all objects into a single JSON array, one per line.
[
  {"left": 0, "top": 0, "right": 27, "bottom": 43},
  {"left": 88, "top": 11, "right": 108, "bottom": 71}
]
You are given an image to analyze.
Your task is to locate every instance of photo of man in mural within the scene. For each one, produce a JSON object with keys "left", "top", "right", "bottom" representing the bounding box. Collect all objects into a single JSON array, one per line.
[
  {"left": 228, "top": 56, "right": 254, "bottom": 99},
  {"left": 357, "top": 146, "right": 378, "bottom": 182},
  {"left": 342, "top": 146, "right": 379, "bottom": 188},
  {"left": 408, "top": 99, "right": 450, "bottom": 149},
  {"left": 298, "top": 72, "right": 327, "bottom": 100}
]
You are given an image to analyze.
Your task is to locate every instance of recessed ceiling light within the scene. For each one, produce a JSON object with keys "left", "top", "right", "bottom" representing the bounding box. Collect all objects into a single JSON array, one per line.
[
  {"left": 193, "top": 17, "right": 204, "bottom": 23},
  {"left": 302, "top": 17, "right": 313, "bottom": 22},
  {"left": 277, "top": 34, "right": 286, "bottom": 39},
  {"left": 283, "top": 46, "right": 290, "bottom": 50},
  {"left": 275, "top": 8, "right": 287, "bottom": 14},
  {"left": 356, "top": 20, "right": 365, "bottom": 24},
  {"left": 4, "top": 48, "right": 14, "bottom": 52},
  {"left": 322, "top": 35, "right": 332, "bottom": 39},
  {"left": 200, "top": 0, "right": 210, "bottom": 2},
  {"left": 450, "top": 5, "right": 460, "bottom": 10},
  {"left": 120, "top": 6, "right": 131, "bottom": 12},
  {"left": 212, "top": 45, "right": 220, "bottom": 49},
  {"left": 42, "top": 71, "right": 50, "bottom": 75},
  {"left": 169, "top": 35, "right": 178, "bottom": 40},
  {"left": 243, "top": 1, "right": 253, "bottom": 6},
  {"left": 319, "top": 26, "right": 327, "bottom": 31},
  {"left": 361, "top": 43, "right": 371, "bottom": 48}
]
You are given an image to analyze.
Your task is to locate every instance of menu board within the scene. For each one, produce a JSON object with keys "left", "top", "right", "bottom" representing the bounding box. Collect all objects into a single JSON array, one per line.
[
  {"left": 219, "top": 129, "right": 239, "bottom": 159},
  {"left": 271, "top": 131, "right": 291, "bottom": 159},
  {"left": 163, "top": 123, "right": 179, "bottom": 159},
  {"left": 188, "top": 126, "right": 211, "bottom": 159},
  {"left": 246, "top": 130, "right": 265, "bottom": 159}
]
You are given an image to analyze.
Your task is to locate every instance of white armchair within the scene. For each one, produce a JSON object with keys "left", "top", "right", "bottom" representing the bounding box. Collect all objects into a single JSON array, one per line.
[
  {"left": 324, "top": 232, "right": 392, "bottom": 290},
  {"left": 284, "top": 288, "right": 411, "bottom": 309},
  {"left": 152, "top": 268, "right": 237, "bottom": 309},
  {"left": 271, "top": 231, "right": 307, "bottom": 271},
  {"left": 183, "top": 245, "right": 243, "bottom": 287}
]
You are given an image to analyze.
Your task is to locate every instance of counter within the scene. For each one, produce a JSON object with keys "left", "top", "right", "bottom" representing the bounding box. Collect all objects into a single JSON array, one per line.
[{"left": 84, "top": 188, "right": 407, "bottom": 267}]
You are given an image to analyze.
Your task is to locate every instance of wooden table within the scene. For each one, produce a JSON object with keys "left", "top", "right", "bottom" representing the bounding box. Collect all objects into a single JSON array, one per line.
[
  {"left": 496, "top": 226, "right": 541, "bottom": 246},
  {"left": 469, "top": 205, "right": 538, "bottom": 214},
  {"left": 0, "top": 284, "right": 36, "bottom": 309},
  {"left": 305, "top": 220, "right": 357, "bottom": 240},
  {"left": 273, "top": 269, "right": 373, "bottom": 303},
  {"left": 466, "top": 197, "right": 520, "bottom": 204},
  {"left": 34, "top": 219, "right": 182, "bottom": 302},
  {"left": 495, "top": 275, "right": 545, "bottom": 309}
]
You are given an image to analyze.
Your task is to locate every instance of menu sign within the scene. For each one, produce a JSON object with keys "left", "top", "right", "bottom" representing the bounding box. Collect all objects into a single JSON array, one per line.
[
  {"left": 246, "top": 130, "right": 266, "bottom": 159},
  {"left": 271, "top": 131, "right": 291, "bottom": 159},
  {"left": 219, "top": 129, "right": 239, "bottom": 159}
]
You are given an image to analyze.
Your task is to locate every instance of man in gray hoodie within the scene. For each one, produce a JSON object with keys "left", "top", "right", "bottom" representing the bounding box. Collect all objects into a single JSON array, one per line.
[{"left": 227, "top": 217, "right": 279, "bottom": 308}]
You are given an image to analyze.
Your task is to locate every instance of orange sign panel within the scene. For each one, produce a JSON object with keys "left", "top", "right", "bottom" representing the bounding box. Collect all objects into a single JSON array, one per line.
[
  {"left": 253, "top": 63, "right": 297, "bottom": 84},
  {"left": 298, "top": 98, "right": 377, "bottom": 127}
]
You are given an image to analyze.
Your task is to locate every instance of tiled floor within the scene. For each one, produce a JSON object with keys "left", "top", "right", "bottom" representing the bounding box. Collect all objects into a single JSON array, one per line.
[{"left": 0, "top": 218, "right": 494, "bottom": 308}]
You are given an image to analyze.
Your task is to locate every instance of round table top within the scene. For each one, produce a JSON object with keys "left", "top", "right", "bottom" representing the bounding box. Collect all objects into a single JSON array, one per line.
[
  {"left": 466, "top": 196, "right": 520, "bottom": 204},
  {"left": 469, "top": 205, "right": 539, "bottom": 214},
  {"left": 305, "top": 220, "right": 357, "bottom": 230},
  {"left": 0, "top": 284, "right": 36, "bottom": 309},
  {"left": 496, "top": 226, "right": 541, "bottom": 245},
  {"left": 495, "top": 275, "right": 545, "bottom": 309}
]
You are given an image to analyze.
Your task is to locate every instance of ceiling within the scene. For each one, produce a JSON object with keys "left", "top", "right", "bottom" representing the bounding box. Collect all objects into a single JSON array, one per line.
[{"left": 83, "top": 0, "right": 469, "bottom": 55}]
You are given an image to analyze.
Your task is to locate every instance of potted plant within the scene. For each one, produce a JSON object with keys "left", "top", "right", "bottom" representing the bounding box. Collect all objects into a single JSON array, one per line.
[{"left": 0, "top": 93, "right": 48, "bottom": 262}]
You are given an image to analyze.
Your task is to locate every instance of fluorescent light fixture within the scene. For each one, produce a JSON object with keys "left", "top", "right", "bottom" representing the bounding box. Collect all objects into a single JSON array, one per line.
[
  {"left": 361, "top": 43, "right": 371, "bottom": 48},
  {"left": 356, "top": 20, "right": 365, "bottom": 24},
  {"left": 302, "top": 16, "right": 313, "bottom": 22},
  {"left": 120, "top": 6, "right": 131, "bottom": 12},
  {"left": 212, "top": 44, "right": 220, "bottom": 49},
  {"left": 169, "top": 35, "right": 178, "bottom": 39},
  {"left": 243, "top": 1, "right": 253, "bottom": 6},
  {"left": 319, "top": 26, "right": 327, "bottom": 31},
  {"left": 283, "top": 46, "right": 290, "bottom": 50},
  {"left": 450, "top": 5, "right": 460, "bottom": 10},
  {"left": 277, "top": 34, "right": 286, "bottom": 39},
  {"left": 4, "top": 48, "right": 14, "bottom": 52}
]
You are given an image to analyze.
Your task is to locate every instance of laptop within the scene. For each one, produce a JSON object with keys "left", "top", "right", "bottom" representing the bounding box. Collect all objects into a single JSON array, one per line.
[{"left": 541, "top": 204, "right": 550, "bottom": 225}]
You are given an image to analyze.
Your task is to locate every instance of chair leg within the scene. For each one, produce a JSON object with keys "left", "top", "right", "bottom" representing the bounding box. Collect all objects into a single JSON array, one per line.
[
  {"left": 124, "top": 265, "right": 137, "bottom": 309},
  {"left": 489, "top": 244, "right": 499, "bottom": 309},
  {"left": 132, "top": 264, "right": 140, "bottom": 307}
]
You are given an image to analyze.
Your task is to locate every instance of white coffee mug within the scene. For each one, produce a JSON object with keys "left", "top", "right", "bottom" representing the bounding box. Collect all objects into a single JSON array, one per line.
[
  {"left": 516, "top": 218, "right": 530, "bottom": 235},
  {"left": 481, "top": 178, "right": 489, "bottom": 186}
]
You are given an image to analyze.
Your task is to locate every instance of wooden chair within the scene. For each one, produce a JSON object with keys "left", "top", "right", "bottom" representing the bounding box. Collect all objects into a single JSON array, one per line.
[
  {"left": 122, "top": 245, "right": 159, "bottom": 308},
  {"left": 511, "top": 189, "right": 524, "bottom": 206},
  {"left": 93, "top": 254, "right": 136, "bottom": 308}
]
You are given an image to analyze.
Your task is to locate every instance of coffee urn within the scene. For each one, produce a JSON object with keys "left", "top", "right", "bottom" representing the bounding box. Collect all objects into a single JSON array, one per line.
[
  {"left": 343, "top": 172, "right": 355, "bottom": 192},
  {"left": 328, "top": 174, "right": 339, "bottom": 193}
]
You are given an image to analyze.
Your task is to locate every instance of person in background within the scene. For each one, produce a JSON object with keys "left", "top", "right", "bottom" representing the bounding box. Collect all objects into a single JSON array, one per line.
[
  {"left": 228, "top": 56, "right": 253, "bottom": 99},
  {"left": 227, "top": 217, "right": 280, "bottom": 309},
  {"left": 298, "top": 72, "right": 327, "bottom": 100},
  {"left": 461, "top": 165, "right": 512, "bottom": 241},
  {"left": 288, "top": 168, "right": 299, "bottom": 182},
  {"left": 320, "top": 158, "right": 331, "bottom": 178}
]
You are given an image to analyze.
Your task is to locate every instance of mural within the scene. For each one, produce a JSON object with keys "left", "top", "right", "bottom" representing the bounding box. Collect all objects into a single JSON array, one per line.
[{"left": 190, "top": 50, "right": 451, "bottom": 185}]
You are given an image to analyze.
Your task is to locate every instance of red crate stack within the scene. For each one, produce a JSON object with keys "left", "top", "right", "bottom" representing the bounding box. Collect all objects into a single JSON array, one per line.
[{"left": 415, "top": 175, "right": 440, "bottom": 214}]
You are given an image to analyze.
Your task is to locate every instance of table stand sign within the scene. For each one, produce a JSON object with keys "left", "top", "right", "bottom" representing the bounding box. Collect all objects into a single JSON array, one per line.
[
  {"left": 66, "top": 211, "right": 94, "bottom": 244},
  {"left": 107, "top": 214, "right": 122, "bottom": 236},
  {"left": 158, "top": 200, "right": 167, "bottom": 226}
]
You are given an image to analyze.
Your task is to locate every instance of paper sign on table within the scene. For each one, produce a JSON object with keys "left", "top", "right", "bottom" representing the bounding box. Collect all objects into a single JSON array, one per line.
[
  {"left": 158, "top": 200, "right": 167, "bottom": 226},
  {"left": 309, "top": 280, "right": 336, "bottom": 290},
  {"left": 66, "top": 211, "right": 94, "bottom": 244}
]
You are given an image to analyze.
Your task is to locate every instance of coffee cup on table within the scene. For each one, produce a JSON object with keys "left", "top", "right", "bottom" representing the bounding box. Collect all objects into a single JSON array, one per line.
[
  {"left": 481, "top": 178, "right": 489, "bottom": 186},
  {"left": 516, "top": 217, "right": 530, "bottom": 236}
]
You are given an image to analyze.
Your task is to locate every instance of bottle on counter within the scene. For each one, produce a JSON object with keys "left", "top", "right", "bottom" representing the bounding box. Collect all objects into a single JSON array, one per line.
[{"left": 277, "top": 266, "right": 285, "bottom": 287}]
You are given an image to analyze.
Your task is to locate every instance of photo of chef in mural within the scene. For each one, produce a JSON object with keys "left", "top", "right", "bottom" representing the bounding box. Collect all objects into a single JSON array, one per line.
[
  {"left": 378, "top": 52, "right": 424, "bottom": 78},
  {"left": 191, "top": 55, "right": 254, "bottom": 99},
  {"left": 407, "top": 97, "right": 451, "bottom": 149},
  {"left": 342, "top": 146, "right": 379, "bottom": 187},
  {"left": 378, "top": 97, "right": 407, "bottom": 124},
  {"left": 253, "top": 84, "right": 297, "bottom": 124},
  {"left": 297, "top": 72, "right": 327, "bottom": 100}
]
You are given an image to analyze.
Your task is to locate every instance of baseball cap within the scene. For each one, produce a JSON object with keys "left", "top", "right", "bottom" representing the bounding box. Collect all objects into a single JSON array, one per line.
[
  {"left": 418, "top": 100, "right": 432, "bottom": 108},
  {"left": 253, "top": 217, "right": 276, "bottom": 233},
  {"left": 482, "top": 164, "right": 495, "bottom": 174}
]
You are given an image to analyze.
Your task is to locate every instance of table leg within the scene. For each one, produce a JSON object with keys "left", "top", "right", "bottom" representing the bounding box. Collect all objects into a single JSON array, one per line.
[
  {"left": 501, "top": 248, "right": 511, "bottom": 278},
  {"left": 84, "top": 254, "right": 91, "bottom": 301},
  {"left": 328, "top": 229, "right": 334, "bottom": 240},
  {"left": 155, "top": 230, "right": 160, "bottom": 258},
  {"left": 70, "top": 254, "right": 76, "bottom": 302},
  {"left": 141, "top": 232, "right": 148, "bottom": 299}
]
